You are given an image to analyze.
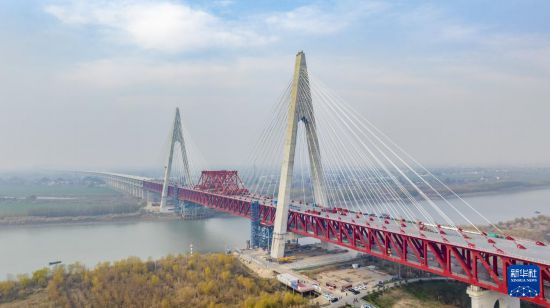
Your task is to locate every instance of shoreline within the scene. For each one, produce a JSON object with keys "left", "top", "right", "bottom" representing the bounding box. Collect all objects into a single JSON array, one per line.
[
  {"left": 0, "top": 212, "right": 178, "bottom": 228},
  {"left": 448, "top": 183, "right": 550, "bottom": 199},
  {"left": 0, "top": 210, "right": 237, "bottom": 228}
]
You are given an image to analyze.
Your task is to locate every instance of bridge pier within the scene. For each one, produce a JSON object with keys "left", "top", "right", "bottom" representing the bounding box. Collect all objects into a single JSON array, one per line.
[
  {"left": 180, "top": 202, "right": 212, "bottom": 219},
  {"left": 467, "top": 285, "right": 519, "bottom": 308},
  {"left": 144, "top": 190, "right": 160, "bottom": 208}
]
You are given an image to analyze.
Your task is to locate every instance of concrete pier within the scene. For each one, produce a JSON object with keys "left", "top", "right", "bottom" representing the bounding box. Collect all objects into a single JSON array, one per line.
[{"left": 467, "top": 285, "right": 520, "bottom": 308}]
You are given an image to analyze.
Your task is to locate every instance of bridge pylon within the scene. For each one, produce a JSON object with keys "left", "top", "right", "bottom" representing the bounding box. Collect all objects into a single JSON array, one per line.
[
  {"left": 271, "top": 51, "right": 328, "bottom": 258},
  {"left": 160, "top": 108, "right": 192, "bottom": 211}
]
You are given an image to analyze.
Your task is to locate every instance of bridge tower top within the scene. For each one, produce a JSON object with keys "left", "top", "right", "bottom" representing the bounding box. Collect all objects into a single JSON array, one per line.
[{"left": 160, "top": 107, "right": 192, "bottom": 210}]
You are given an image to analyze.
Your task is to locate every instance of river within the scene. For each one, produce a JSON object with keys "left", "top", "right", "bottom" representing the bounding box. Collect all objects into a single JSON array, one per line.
[{"left": 0, "top": 188, "right": 548, "bottom": 279}]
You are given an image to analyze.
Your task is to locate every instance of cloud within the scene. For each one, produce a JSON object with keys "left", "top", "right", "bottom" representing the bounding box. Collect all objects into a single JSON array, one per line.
[
  {"left": 265, "top": 1, "right": 387, "bottom": 35},
  {"left": 45, "top": 1, "right": 274, "bottom": 52},
  {"left": 1, "top": 0, "right": 547, "bottom": 170},
  {"left": 44, "top": 0, "right": 388, "bottom": 51}
]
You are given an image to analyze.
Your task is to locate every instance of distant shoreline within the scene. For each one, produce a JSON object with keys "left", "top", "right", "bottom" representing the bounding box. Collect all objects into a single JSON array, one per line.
[
  {"left": 0, "top": 211, "right": 179, "bottom": 227},
  {"left": 450, "top": 183, "right": 550, "bottom": 199}
]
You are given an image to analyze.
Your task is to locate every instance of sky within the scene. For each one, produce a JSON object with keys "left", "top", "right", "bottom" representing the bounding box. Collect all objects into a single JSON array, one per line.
[{"left": 1, "top": 0, "right": 550, "bottom": 172}]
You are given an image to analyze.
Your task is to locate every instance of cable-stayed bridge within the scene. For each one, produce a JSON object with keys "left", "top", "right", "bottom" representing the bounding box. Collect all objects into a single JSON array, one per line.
[{"left": 88, "top": 52, "right": 549, "bottom": 307}]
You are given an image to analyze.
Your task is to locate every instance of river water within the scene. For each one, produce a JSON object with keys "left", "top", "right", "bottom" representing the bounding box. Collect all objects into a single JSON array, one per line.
[{"left": 0, "top": 188, "right": 548, "bottom": 279}]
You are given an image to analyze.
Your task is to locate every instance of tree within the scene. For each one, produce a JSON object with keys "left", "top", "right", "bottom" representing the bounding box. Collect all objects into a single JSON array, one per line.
[{"left": 2, "top": 253, "right": 311, "bottom": 307}]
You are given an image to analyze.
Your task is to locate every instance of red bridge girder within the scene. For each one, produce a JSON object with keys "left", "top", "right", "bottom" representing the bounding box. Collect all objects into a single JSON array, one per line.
[
  {"left": 142, "top": 181, "right": 549, "bottom": 306},
  {"left": 180, "top": 188, "right": 276, "bottom": 225},
  {"left": 285, "top": 210, "right": 549, "bottom": 306}
]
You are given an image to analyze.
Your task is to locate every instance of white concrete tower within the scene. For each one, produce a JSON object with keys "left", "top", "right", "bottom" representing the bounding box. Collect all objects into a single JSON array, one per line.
[
  {"left": 160, "top": 108, "right": 192, "bottom": 210},
  {"left": 271, "top": 51, "right": 328, "bottom": 258}
]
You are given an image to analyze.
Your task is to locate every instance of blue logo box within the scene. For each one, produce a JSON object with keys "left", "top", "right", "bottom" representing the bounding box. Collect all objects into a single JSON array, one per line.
[{"left": 507, "top": 264, "right": 540, "bottom": 298}]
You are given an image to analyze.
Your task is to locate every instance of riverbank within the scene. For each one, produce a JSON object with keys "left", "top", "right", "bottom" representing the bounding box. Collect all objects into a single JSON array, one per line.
[
  {"left": 0, "top": 211, "right": 181, "bottom": 227},
  {"left": 450, "top": 183, "right": 550, "bottom": 199},
  {"left": 0, "top": 210, "right": 234, "bottom": 227},
  {"left": 475, "top": 215, "right": 550, "bottom": 242}
]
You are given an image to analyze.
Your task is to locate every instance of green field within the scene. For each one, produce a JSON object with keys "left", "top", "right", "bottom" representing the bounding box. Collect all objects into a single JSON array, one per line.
[
  {"left": 0, "top": 183, "right": 118, "bottom": 198},
  {"left": 0, "top": 183, "right": 142, "bottom": 217}
]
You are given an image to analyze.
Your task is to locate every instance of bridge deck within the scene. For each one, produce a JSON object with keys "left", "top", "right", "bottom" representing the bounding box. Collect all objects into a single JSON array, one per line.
[
  {"left": 95, "top": 172, "right": 549, "bottom": 305},
  {"left": 97, "top": 172, "right": 549, "bottom": 265},
  {"left": 247, "top": 195, "right": 549, "bottom": 265}
]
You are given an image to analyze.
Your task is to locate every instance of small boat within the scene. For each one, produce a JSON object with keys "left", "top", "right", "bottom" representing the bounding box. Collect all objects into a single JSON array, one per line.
[{"left": 49, "top": 261, "right": 62, "bottom": 266}]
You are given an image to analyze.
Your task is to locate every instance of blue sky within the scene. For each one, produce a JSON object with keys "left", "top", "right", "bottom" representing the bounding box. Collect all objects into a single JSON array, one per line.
[{"left": 1, "top": 0, "right": 550, "bottom": 170}]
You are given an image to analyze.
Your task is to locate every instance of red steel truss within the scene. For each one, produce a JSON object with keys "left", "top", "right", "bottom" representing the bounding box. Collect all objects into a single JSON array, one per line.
[
  {"left": 194, "top": 170, "right": 249, "bottom": 195},
  {"left": 285, "top": 211, "right": 549, "bottom": 306},
  {"left": 181, "top": 189, "right": 276, "bottom": 224},
  {"left": 142, "top": 179, "right": 549, "bottom": 306}
]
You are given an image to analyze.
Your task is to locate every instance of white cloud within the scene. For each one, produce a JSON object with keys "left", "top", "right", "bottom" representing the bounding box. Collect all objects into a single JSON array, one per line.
[
  {"left": 1, "top": 0, "right": 547, "bottom": 169},
  {"left": 265, "top": 1, "right": 387, "bottom": 35},
  {"left": 45, "top": 0, "right": 387, "bottom": 50},
  {"left": 45, "top": 1, "right": 274, "bottom": 52},
  {"left": 395, "top": 5, "right": 484, "bottom": 43}
]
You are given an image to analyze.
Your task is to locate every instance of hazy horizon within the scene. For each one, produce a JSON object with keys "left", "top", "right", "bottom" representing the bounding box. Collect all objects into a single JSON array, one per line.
[{"left": 2, "top": 1, "right": 550, "bottom": 171}]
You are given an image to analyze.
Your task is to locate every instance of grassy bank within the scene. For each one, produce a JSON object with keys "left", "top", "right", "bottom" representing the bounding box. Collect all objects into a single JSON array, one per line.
[
  {"left": 0, "top": 183, "right": 118, "bottom": 198},
  {"left": 0, "top": 183, "right": 141, "bottom": 218}
]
